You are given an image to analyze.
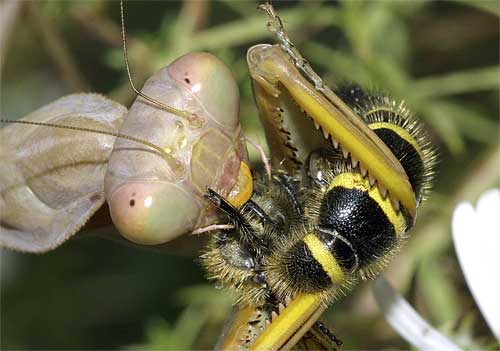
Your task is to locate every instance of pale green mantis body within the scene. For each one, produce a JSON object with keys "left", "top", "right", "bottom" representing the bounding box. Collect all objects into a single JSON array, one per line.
[
  {"left": 0, "top": 52, "right": 250, "bottom": 251},
  {"left": 0, "top": 2, "right": 423, "bottom": 350}
]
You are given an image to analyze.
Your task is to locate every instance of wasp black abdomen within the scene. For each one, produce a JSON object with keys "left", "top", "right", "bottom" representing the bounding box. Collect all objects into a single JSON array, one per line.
[
  {"left": 335, "top": 86, "right": 369, "bottom": 107},
  {"left": 282, "top": 241, "right": 333, "bottom": 292},
  {"left": 371, "top": 127, "right": 425, "bottom": 204},
  {"left": 355, "top": 93, "right": 437, "bottom": 209},
  {"left": 266, "top": 231, "right": 350, "bottom": 299},
  {"left": 319, "top": 186, "right": 397, "bottom": 268}
]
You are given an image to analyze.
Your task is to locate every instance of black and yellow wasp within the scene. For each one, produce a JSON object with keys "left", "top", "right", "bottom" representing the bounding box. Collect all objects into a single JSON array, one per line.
[
  {"left": 201, "top": 4, "right": 436, "bottom": 350},
  {"left": 0, "top": 2, "right": 437, "bottom": 350}
]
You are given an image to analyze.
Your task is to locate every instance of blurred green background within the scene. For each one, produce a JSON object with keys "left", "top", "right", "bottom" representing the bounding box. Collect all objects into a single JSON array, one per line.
[{"left": 1, "top": 0, "right": 498, "bottom": 350}]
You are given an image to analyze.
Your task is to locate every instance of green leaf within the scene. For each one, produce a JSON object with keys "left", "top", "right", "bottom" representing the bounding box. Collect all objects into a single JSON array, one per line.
[
  {"left": 425, "top": 100, "right": 498, "bottom": 145},
  {"left": 444, "top": 103, "right": 498, "bottom": 144},
  {"left": 421, "top": 102, "right": 466, "bottom": 154},
  {"left": 304, "top": 43, "right": 371, "bottom": 85},
  {"left": 413, "top": 66, "right": 500, "bottom": 100},
  {"left": 189, "top": 6, "right": 340, "bottom": 51},
  {"left": 453, "top": 0, "right": 500, "bottom": 17},
  {"left": 365, "top": 53, "right": 411, "bottom": 93},
  {"left": 418, "top": 257, "right": 461, "bottom": 325}
]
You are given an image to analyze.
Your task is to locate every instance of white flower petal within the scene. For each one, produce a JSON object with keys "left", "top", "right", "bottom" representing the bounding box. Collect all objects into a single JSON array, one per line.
[
  {"left": 452, "top": 188, "right": 500, "bottom": 341},
  {"left": 373, "top": 276, "right": 462, "bottom": 351}
]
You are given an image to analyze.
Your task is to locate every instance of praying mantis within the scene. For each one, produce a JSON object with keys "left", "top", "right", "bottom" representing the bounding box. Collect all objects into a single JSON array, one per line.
[{"left": 1, "top": 1, "right": 436, "bottom": 350}]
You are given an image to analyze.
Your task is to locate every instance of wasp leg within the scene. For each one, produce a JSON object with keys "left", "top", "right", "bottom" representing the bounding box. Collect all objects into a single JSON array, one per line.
[
  {"left": 242, "top": 200, "right": 276, "bottom": 227},
  {"left": 294, "top": 321, "right": 343, "bottom": 351},
  {"left": 314, "top": 321, "right": 343, "bottom": 347},
  {"left": 272, "top": 173, "right": 304, "bottom": 215}
]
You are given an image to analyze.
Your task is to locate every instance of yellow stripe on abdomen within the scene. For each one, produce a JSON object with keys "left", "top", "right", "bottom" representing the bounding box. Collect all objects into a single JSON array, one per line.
[
  {"left": 369, "top": 122, "right": 423, "bottom": 160},
  {"left": 327, "top": 173, "right": 406, "bottom": 236},
  {"left": 303, "top": 234, "right": 344, "bottom": 284}
]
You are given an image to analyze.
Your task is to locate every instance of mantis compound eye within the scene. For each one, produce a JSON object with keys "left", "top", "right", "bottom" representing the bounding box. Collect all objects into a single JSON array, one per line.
[
  {"left": 167, "top": 52, "right": 240, "bottom": 129},
  {"left": 108, "top": 181, "right": 198, "bottom": 245}
]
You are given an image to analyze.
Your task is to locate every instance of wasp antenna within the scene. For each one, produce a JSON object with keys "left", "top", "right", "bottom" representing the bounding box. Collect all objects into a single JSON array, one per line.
[
  {"left": 119, "top": 0, "right": 193, "bottom": 122},
  {"left": 0, "top": 119, "right": 184, "bottom": 176}
]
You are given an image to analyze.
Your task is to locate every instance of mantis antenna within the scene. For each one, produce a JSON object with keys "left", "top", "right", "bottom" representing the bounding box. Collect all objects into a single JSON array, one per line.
[
  {"left": 0, "top": 118, "right": 184, "bottom": 177},
  {"left": 119, "top": 0, "right": 200, "bottom": 125}
]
